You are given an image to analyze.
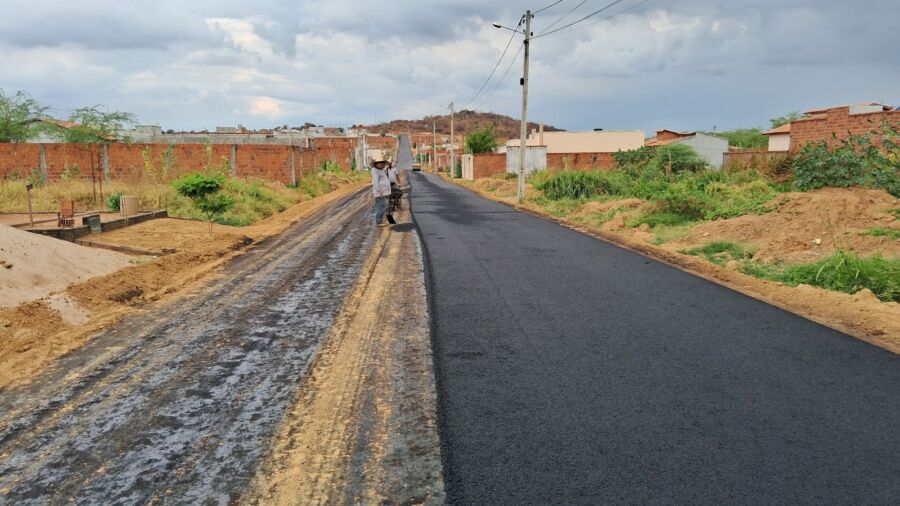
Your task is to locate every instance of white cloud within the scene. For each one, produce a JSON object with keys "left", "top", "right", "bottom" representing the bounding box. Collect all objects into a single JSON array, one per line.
[
  {"left": 206, "top": 18, "right": 275, "bottom": 58},
  {"left": 0, "top": 0, "right": 896, "bottom": 132}
]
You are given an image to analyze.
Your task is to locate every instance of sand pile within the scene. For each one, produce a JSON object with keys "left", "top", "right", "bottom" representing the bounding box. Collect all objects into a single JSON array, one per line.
[
  {"left": 0, "top": 225, "right": 132, "bottom": 308},
  {"left": 669, "top": 187, "right": 899, "bottom": 263}
]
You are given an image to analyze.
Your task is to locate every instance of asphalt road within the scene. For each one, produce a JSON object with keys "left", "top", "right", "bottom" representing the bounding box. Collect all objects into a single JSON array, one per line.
[
  {"left": 397, "top": 133, "right": 413, "bottom": 171},
  {"left": 408, "top": 172, "right": 900, "bottom": 505}
]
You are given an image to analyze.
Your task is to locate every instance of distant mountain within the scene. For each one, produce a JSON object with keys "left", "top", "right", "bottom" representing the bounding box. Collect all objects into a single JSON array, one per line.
[{"left": 353, "top": 110, "right": 564, "bottom": 140}]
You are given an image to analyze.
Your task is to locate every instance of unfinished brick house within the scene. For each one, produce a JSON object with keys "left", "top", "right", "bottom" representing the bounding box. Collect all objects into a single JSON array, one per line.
[{"left": 765, "top": 103, "right": 899, "bottom": 152}]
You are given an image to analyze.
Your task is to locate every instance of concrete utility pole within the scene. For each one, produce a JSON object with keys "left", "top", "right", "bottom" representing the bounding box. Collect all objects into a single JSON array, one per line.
[
  {"left": 433, "top": 122, "right": 437, "bottom": 172},
  {"left": 517, "top": 10, "right": 532, "bottom": 203},
  {"left": 449, "top": 102, "right": 456, "bottom": 177}
]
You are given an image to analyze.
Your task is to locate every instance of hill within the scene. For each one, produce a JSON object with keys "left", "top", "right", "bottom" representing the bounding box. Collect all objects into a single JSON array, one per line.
[{"left": 353, "top": 110, "right": 564, "bottom": 140}]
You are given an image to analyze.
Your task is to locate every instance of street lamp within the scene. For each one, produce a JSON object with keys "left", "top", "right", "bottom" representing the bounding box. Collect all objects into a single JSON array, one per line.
[{"left": 492, "top": 22, "right": 524, "bottom": 34}]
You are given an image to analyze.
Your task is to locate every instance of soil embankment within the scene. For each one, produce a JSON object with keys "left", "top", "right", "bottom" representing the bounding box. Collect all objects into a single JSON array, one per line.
[{"left": 0, "top": 180, "right": 367, "bottom": 389}]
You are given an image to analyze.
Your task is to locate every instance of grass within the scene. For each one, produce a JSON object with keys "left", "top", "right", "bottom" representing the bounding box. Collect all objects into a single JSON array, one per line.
[
  {"left": 650, "top": 224, "right": 692, "bottom": 245},
  {"left": 682, "top": 241, "right": 755, "bottom": 265},
  {"left": 532, "top": 197, "right": 582, "bottom": 217},
  {"left": 863, "top": 227, "right": 900, "bottom": 240},
  {"left": 1, "top": 168, "right": 365, "bottom": 226},
  {"left": 530, "top": 167, "right": 783, "bottom": 227},
  {"left": 628, "top": 212, "right": 696, "bottom": 228},
  {"left": 740, "top": 252, "right": 900, "bottom": 302}
]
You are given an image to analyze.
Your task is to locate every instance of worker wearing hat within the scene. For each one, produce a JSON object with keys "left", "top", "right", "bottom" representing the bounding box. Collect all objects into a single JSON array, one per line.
[{"left": 370, "top": 158, "right": 392, "bottom": 226}]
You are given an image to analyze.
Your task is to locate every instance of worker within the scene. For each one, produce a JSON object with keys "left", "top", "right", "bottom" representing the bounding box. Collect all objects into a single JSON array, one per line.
[
  {"left": 370, "top": 159, "right": 392, "bottom": 227},
  {"left": 386, "top": 161, "right": 399, "bottom": 186}
]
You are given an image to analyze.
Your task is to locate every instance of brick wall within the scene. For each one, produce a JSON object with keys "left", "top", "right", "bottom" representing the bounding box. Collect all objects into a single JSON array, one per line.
[
  {"left": 789, "top": 106, "right": 900, "bottom": 150},
  {"left": 546, "top": 152, "right": 616, "bottom": 171},
  {"left": 310, "top": 137, "right": 356, "bottom": 170},
  {"left": 0, "top": 142, "right": 356, "bottom": 184},
  {"left": 472, "top": 153, "right": 507, "bottom": 179},
  {"left": 656, "top": 130, "right": 689, "bottom": 142}
]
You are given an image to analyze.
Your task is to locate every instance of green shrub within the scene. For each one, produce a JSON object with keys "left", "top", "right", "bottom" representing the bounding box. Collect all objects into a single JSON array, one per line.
[
  {"left": 650, "top": 144, "right": 707, "bottom": 174},
  {"left": 173, "top": 173, "right": 234, "bottom": 233},
  {"left": 320, "top": 161, "right": 343, "bottom": 173},
  {"left": 526, "top": 169, "right": 556, "bottom": 187},
  {"left": 614, "top": 146, "right": 654, "bottom": 167},
  {"left": 535, "top": 171, "right": 618, "bottom": 200},
  {"left": 107, "top": 192, "right": 122, "bottom": 212},
  {"left": 793, "top": 124, "right": 900, "bottom": 197},
  {"left": 741, "top": 252, "right": 899, "bottom": 302},
  {"left": 298, "top": 174, "right": 332, "bottom": 198},
  {"left": 714, "top": 128, "right": 768, "bottom": 149}
]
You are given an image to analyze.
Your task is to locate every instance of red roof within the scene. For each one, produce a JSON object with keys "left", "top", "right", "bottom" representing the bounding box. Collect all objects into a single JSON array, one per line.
[{"left": 764, "top": 123, "right": 791, "bottom": 135}]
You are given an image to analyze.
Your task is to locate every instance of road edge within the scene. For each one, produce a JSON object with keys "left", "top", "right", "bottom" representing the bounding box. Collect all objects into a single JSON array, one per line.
[{"left": 438, "top": 174, "right": 899, "bottom": 354}]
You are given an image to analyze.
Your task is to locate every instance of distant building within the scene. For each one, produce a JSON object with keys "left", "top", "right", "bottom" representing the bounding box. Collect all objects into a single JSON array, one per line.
[
  {"left": 786, "top": 103, "right": 897, "bottom": 151},
  {"left": 763, "top": 123, "right": 791, "bottom": 152},
  {"left": 645, "top": 130, "right": 730, "bottom": 169},
  {"left": 505, "top": 129, "right": 644, "bottom": 154}
]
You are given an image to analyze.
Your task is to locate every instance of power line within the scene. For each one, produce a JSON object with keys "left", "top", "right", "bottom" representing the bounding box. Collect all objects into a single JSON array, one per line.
[
  {"left": 473, "top": 42, "right": 524, "bottom": 111},
  {"left": 533, "top": 0, "right": 629, "bottom": 39},
  {"left": 460, "top": 17, "right": 523, "bottom": 109},
  {"left": 542, "top": 0, "right": 654, "bottom": 38},
  {"left": 537, "top": 0, "right": 588, "bottom": 35},
  {"left": 534, "top": 0, "right": 565, "bottom": 14}
]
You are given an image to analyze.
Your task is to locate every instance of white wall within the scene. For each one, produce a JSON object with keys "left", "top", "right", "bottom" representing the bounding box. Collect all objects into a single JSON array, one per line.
[
  {"left": 767, "top": 133, "right": 790, "bottom": 152},
  {"left": 505, "top": 146, "right": 547, "bottom": 175},
  {"left": 679, "top": 133, "right": 729, "bottom": 169},
  {"left": 461, "top": 154, "right": 475, "bottom": 180}
]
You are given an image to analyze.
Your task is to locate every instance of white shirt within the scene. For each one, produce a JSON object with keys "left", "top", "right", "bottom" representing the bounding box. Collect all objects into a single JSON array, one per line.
[
  {"left": 371, "top": 167, "right": 392, "bottom": 197},
  {"left": 387, "top": 167, "right": 399, "bottom": 185}
]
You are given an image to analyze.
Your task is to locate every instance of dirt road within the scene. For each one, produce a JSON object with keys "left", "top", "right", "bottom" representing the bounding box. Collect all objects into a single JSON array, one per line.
[{"left": 0, "top": 187, "right": 443, "bottom": 504}]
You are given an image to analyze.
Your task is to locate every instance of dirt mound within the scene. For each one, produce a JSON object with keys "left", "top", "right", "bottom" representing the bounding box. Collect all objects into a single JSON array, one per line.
[
  {"left": 576, "top": 198, "right": 644, "bottom": 216},
  {"left": 0, "top": 225, "right": 132, "bottom": 308},
  {"left": 670, "top": 187, "right": 899, "bottom": 263}
]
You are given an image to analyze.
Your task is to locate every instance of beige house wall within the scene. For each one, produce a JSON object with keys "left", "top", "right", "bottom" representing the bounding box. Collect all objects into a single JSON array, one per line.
[
  {"left": 506, "top": 131, "right": 644, "bottom": 154},
  {"left": 767, "top": 133, "right": 790, "bottom": 152}
]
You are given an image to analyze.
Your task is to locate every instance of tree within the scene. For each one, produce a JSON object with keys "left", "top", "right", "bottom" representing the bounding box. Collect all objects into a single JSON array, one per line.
[
  {"left": 715, "top": 128, "right": 768, "bottom": 149},
  {"left": 465, "top": 125, "right": 499, "bottom": 154},
  {"left": 770, "top": 112, "right": 804, "bottom": 129},
  {"left": 172, "top": 173, "right": 235, "bottom": 234},
  {"left": 0, "top": 89, "right": 51, "bottom": 142},
  {"left": 64, "top": 106, "right": 137, "bottom": 143}
]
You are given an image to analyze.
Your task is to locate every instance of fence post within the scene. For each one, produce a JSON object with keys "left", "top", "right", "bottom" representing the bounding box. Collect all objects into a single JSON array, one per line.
[
  {"left": 102, "top": 144, "right": 110, "bottom": 179},
  {"left": 230, "top": 144, "right": 237, "bottom": 176},
  {"left": 39, "top": 144, "right": 47, "bottom": 182},
  {"left": 289, "top": 145, "right": 297, "bottom": 186}
]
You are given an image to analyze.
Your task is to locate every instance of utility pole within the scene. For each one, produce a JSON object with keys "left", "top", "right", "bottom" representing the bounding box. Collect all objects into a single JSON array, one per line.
[
  {"left": 433, "top": 121, "right": 437, "bottom": 172},
  {"left": 449, "top": 102, "right": 456, "bottom": 177},
  {"left": 517, "top": 10, "right": 532, "bottom": 203}
]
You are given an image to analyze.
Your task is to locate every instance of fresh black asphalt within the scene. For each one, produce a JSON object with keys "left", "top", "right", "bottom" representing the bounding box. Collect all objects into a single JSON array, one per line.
[{"left": 407, "top": 172, "right": 900, "bottom": 505}]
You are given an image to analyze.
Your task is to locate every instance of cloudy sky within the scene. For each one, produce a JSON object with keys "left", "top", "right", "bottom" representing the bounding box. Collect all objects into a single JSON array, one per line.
[{"left": 2, "top": 0, "right": 897, "bottom": 134}]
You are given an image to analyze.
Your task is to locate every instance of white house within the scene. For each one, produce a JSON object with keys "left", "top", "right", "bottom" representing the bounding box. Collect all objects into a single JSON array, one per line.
[
  {"left": 764, "top": 123, "right": 791, "bottom": 152},
  {"left": 645, "top": 130, "right": 730, "bottom": 169}
]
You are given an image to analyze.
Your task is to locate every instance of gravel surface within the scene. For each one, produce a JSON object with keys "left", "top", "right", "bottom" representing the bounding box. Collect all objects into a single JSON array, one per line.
[
  {"left": 0, "top": 189, "right": 376, "bottom": 504},
  {"left": 409, "top": 171, "right": 900, "bottom": 505}
]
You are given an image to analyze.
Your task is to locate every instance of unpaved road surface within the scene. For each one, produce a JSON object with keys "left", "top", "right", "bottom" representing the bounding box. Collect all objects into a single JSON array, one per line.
[
  {"left": 0, "top": 187, "right": 442, "bottom": 504},
  {"left": 409, "top": 172, "right": 900, "bottom": 505}
]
